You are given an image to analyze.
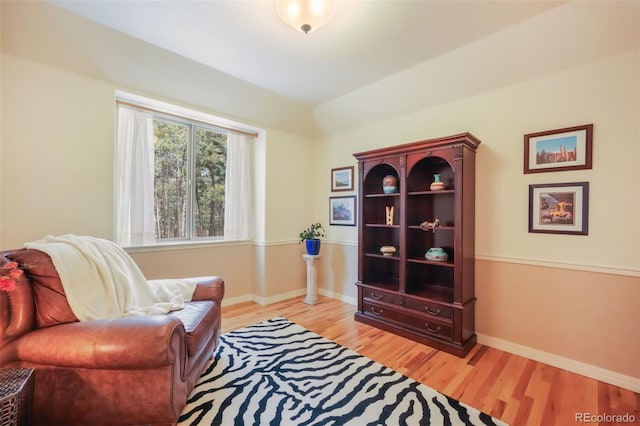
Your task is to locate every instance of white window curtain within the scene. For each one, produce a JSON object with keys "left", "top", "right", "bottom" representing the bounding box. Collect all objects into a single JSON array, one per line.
[
  {"left": 115, "top": 107, "right": 156, "bottom": 246},
  {"left": 224, "top": 132, "right": 254, "bottom": 240}
]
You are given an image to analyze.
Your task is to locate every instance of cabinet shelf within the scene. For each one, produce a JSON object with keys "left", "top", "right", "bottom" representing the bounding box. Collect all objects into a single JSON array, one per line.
[
  {"left": 354, "top": 133, "right": 480, "bottom": 357},
  {"left": 408, "top": 189, "right": 455, "bottom": 196},
  {"left": 365, "top": 253, "right": 400, "bottom": 261},
  {"left": 407, "top": 225, "right": 454, "bottom": 231},
  {"left": 407, "top": 258, "right": 454, "bottom": 267},
  {"left": 365, "top": 193, "right": 400, "bottom": 198}
]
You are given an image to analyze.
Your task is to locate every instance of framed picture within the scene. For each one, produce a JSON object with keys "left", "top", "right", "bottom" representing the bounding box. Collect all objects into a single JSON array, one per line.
[
  {"left": 528, "top": 182, "right": 589, "bottom": 235},
  {"left": 329, "top": 195, "right": 356, "bottom": 226},
  {"left": 331, "top": 166, "right": 354, "bottom": 192},
  {"left": 524, "top": 124, "right": 593, "bottom": 174}
]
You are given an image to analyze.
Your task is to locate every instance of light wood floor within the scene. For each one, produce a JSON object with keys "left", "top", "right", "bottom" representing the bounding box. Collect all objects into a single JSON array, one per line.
[{"left": 221, "top": 296, "right": 639, "bottom": 426}]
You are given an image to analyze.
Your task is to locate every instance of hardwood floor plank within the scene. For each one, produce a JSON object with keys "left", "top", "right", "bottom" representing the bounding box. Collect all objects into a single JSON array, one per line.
[
  {"left": 523, "top": 363, "right": 552, "bottom": 426},
  {"left": 476, "top": 351, "right": 514, "bottom": 413},
  {"left": 220, "top": 297, "right": 639, "bottom": 425}
]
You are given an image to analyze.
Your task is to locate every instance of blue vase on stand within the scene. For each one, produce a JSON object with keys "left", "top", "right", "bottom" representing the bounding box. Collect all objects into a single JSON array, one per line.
[{"left": 305, "top": 239, "right": 321, "bottom": 256}]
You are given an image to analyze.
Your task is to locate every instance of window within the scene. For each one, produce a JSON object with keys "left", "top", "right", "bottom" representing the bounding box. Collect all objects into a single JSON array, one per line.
[
  {"left": 153, "top": 117, "right": 227, "bottom": 240},
  {"left": 115, "top": 94, "right": 255, "bottom": 247}
]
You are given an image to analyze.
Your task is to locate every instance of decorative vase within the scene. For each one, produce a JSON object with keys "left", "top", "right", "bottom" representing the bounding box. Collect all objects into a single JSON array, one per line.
[
  {"left": 430, "top": 173, "right": 445, "bottom": 191},
  {"left": 382, "top": 175, "right": 397, "bottom": 194},
  {"left": 305, "top": 239, "right": 321, "bottom": 256},
  {"left": 425, "top": 247, "right": 448, "bottom": 261}
]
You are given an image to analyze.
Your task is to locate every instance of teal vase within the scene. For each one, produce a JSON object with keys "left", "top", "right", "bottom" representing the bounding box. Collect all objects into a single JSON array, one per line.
[{"left": 430, "top": 173, "right": 445, "bottom": 191}]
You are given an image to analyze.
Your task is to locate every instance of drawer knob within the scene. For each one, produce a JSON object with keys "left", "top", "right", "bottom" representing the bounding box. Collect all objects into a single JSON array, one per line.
[
  {"left": 425, "top": 323, "right": 441, "bottom": 333},
  {"left": 371, "top": 307, "right": 383, "bottom": 315},
  {"left": 370, "top": 292, "right": 383, "bottom": 300},
  {"left": 425, "top": 306, "right": 441, "bottom": 315}
]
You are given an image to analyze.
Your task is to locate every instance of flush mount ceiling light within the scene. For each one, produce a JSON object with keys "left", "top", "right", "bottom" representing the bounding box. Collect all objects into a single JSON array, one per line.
[{"left": 276, "top": 0, "right": 337, "bottom": 34}]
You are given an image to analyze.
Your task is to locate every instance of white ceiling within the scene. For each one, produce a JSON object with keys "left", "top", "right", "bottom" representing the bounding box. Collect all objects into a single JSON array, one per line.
[{"left": 50, "top": 0, "right": 564, "bottom": 106}]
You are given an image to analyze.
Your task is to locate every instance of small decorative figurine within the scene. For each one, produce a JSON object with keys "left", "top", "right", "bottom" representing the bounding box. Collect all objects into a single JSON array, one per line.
[
  {"left": 419, "top": 218, "right": 440, "bottom": 233},
  {"left": 385, "top": 206, "right": 394, "bottom": 225}
]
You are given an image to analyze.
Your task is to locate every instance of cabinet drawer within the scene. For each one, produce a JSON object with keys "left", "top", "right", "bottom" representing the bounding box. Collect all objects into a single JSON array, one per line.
[
  {"left": 362, "top": 287, "right": 453, "bottom": 322},
  {"left": 362, "top": 287, "right": 403, "bottom": 304},
  {"left": 401, "top": 298, "right": 453, "bottom": 321},
  {"left": 362, "top": 301, "right": 453, "bottom": 342}
]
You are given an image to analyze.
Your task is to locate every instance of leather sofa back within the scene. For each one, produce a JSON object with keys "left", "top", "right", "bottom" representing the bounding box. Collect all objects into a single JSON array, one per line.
[
  {"left": 1, "top": 251, "right": 35, "bottom": 349},
  {"left": 1, "top": 249, "right": 78, "bottom": 357}
]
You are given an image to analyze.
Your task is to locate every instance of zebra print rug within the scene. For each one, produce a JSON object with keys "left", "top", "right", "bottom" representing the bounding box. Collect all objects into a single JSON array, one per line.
[{"left": 178, "top": 317, "right": 507, "bottom": 426}]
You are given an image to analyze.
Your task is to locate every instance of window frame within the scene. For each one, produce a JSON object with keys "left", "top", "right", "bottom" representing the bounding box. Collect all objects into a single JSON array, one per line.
[{"left": 151, "top": 113, "right": 229, "bottom": 243}]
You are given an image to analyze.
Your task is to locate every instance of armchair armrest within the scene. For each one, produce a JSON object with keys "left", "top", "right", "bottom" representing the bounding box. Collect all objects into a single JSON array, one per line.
[
  {"left": 191, "top": 276, "right": 224, "bottom": 304},
  {"left": 5, "top": 315, "right": 186, "bottom": 369}
]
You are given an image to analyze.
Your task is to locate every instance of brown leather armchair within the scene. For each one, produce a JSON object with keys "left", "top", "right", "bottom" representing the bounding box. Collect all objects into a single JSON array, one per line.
[{"left": 0, "top": 248, "right": 224, "bottom": 426}]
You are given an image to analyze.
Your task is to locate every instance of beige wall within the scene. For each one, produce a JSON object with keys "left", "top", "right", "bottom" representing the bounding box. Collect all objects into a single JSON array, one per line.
[
  {"left": 315, "top": 49, "right": 640, "bottom": 379},
  {"left": 476, "top": 260, "right": 640, "bottom": 378},
  {"left": 130, "top": 244, "right": 255, "bottom": 301},
  {"left": 1, "top": 55, "right": 115, "bottom": 245},
  {"left": 318, "top": 49, "right": 639, "bottom": 271},
  {"left": 0, "top": 53, "right": 311, "bottom": 300}
]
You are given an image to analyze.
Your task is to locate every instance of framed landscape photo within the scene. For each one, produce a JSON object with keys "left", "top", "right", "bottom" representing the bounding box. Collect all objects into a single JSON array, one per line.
[
  {"left": 528, "top": 182, "right": 589, "bottom": 235},
  {"left": 524, "top": 124, "right": 593, "bottom": 174},
  {"left": 329, "top": 195, "right": 356, "bottom": 226},
  {"left": 331, "top": 166, "right": 354, "bottom": 192}
]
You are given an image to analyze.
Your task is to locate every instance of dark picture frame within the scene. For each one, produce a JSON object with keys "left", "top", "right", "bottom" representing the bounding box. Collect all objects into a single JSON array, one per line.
[
  {"left": 524, "top": 124, "right": 593, "bottom": 174},
  {"left": 331, "top": 166, "right": 354, "bottom": 192},
  {"left": 528, "top": 182, "right": 589, "bottom": 235},
  {"left": 329, "top": 195, "right": 356, "bottom": 226}
]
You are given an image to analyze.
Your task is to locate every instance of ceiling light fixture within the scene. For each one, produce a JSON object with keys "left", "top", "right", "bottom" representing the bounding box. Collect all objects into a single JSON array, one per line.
[{"left": 276, "top": 0, "right": 336, "bottom": 34}]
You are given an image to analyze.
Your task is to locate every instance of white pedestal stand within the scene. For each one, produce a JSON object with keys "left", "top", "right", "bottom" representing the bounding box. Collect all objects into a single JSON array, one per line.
[{"left": 302, "top": 254, "right": 320, "bottom": 305}]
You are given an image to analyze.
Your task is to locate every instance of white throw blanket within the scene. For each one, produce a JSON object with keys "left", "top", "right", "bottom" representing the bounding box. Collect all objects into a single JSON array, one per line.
[{"left": 25, "top": 235, "right": 197, "bottom": 321}]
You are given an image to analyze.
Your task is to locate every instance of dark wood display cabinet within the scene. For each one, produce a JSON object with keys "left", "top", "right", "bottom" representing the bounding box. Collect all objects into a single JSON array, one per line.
[{"left": 353, "top": 133, "right": 481, "bottom": 357}]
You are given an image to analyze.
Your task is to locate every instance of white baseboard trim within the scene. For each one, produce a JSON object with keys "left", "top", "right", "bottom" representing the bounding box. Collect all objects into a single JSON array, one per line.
[
  {"left": 221, "top": 294, "right": 254, "bottom": 307},
  {"left": 318, "top": 288, "right": 357, "bottom": 306},
  {"left": 252, "top": 288, "right": 307, "bottom": 306},
  {"left": 223, "top": 288, "right": 356, "bottom": 307},
  {"left": 221, "top": 290, "right": 306, "bottom": 307},
  {"left": 477, "top": 333, "right": 640, "bottom": 393}
]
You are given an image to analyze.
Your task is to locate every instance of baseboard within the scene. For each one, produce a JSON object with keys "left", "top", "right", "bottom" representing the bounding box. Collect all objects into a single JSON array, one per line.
[
  {"left": 221, "top": 294, "right": 254, "bottom": 307},
  {"left": 318, "top": 288, "right": 357, "bottom": 306},
  {"left": 251, "top": 288, "right": 307, "bottom": 306},
  {"left": 477, "top": 333, "right": 640, "bottom": 393},
  {"left": 224, "top": 288, "right": 356, "bottom": 307}
]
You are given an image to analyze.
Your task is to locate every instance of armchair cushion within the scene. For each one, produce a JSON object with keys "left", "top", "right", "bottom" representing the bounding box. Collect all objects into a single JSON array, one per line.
[{"left": 169, "top": 300, "right": 215, "bottom": 356}]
